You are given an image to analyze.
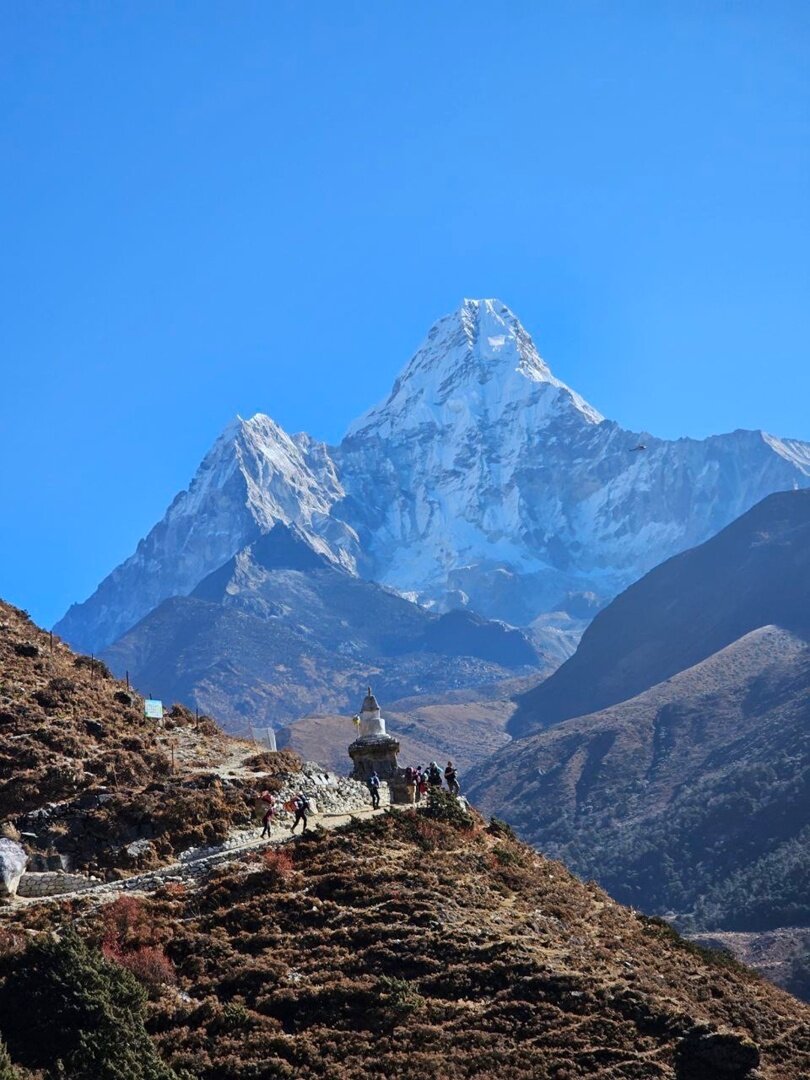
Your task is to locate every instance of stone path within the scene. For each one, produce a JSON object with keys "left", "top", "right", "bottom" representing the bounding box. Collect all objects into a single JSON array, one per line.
[{"left": 11, "top": 804, "right": 388, "bottom": 910}]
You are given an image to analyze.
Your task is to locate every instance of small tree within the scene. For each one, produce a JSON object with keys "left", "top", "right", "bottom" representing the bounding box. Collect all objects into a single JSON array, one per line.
[
  {"left": 425, "top": 786, "right": 473, "bottom": 829},
  {"left": 0, "top": 930, "right": 177, "bottom": 1080}
]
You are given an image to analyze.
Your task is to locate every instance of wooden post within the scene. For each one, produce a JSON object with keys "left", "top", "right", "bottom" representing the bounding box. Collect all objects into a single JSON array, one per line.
[{"left": 126, "top": 670, "right": 130, "bottom": 691}]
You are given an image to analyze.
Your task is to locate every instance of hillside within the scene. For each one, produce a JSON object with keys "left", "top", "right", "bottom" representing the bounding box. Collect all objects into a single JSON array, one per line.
[
  {"left": 102, "top": 525, "right": 544, "bottom": 733},
  {"left": 509, "top": 489, "right": 810, "bottom": 738},
  {"left": 56, "top": 299, "right": 810, "bottom": 654},
  {"left": 0, "top": 600, "right": 304, "bottom": 876},
  {"left": 2, "top": 801, "right": 810, "bottom": 1079},
  {"left": 470, "top": 626, "right": 810, "bottom": 932},
  {"left": 468, "top": 492, "right": 810, "bottom": 995}
]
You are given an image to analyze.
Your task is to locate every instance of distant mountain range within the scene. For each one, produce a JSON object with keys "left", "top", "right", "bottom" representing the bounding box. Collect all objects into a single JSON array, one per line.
[
  {"left": 468, "top": 491, "right": 810, "bottom": 969},
  {"left": 101, "top": 523, "right": 543, "bottom": 731},
  {"left": 56, "top": 299, "right": 810, "bottom": 658}
]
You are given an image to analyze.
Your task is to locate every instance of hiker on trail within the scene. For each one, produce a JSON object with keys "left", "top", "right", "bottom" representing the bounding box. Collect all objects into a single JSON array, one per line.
[
  {"left": 444, "top": 761, "right": 460, "bottom": 795},
  {"left": 290, "top": 792, "right": 311, "bottom": 834},
  {"left": 260, "top": 790, "right": 277, "bottom": 838},
  {"left": 416, "top": 766, "right": 428, "bottom": 801},
  {"left": 404, "top": 765, "right": 417, "bottom": 805},
  {"left": 427, "top": 761, "right": 443, "bottom": 787},
  {"left": 367, "top": 770, "right": 381, "bottom": 810}
]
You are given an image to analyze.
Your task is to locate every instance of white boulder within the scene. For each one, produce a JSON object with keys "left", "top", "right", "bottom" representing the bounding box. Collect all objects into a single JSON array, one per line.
[{"left": 0, "top": 838, "right": 28, "bottom": 899}]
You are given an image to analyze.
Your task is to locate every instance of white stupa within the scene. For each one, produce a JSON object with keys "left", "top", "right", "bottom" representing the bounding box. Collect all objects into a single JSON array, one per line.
[
  {"left": 357, "top": 687, "right": 387, "bottom": 737},
  {"left": 348, "top": 686, "right": 400, "bottom": 781}
]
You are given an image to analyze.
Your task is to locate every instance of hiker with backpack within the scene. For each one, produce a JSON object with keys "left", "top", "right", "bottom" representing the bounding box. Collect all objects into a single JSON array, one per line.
[
  {"left": 416, "top": 766, "right": 428, "bottom": 801},
  {"left": 427, "top": 761, "right": 443, "bottom": 787},
  {"left": 404, "top": 765, "right": 417, "bottom": 804},
  {"left": 290, "top": 792, "right": 312, "bottom": 834},
  {"left": 444, "top": 761, "right": 460, "bottom": 795},
  {"left": 367, "top": 769, "right": 381, "bottom": 810},
  {"left": 259, "top": 790, "right": 277, "bottom": 838}
]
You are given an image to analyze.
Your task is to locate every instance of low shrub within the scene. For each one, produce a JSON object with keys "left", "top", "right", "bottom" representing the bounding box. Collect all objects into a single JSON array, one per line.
[
  {"left": 0, "top": 930, "right": 178, "bottom": 1079},
  {"left": 263, "top": 847, "right": 295, "bottom": 886},
  {"left": 424, "top": 787, "right": 473, "bottom": 829},
  {"left": 487, "top": 817, "right": 517, "bottom": 840},
  {"left": 113, "top": 945, "right": 176, "bottom": 999}
]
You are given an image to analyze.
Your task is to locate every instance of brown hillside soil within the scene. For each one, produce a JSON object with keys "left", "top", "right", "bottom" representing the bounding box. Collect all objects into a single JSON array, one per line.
[
  {"left": 12, "top": 805, "right": 808, "bottom": 1079},
  {"left": 0, "top": 601, "right": 302, "bottom": 875}
]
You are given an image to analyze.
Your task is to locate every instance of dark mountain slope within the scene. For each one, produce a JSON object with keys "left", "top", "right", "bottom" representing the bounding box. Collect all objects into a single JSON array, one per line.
[
  {"left": 469, "top": 625, "right": 810, "bottom": 937},
  {"left": 510, "top": 489, "right": 810, "bottom": 738},
  {"left": 102, "top": 525, "right": 543, "bottom": 731}
]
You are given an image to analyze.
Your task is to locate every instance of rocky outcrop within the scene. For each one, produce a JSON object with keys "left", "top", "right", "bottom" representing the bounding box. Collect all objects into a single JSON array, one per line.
[
  {"left": 675, "top": 1026, "right": 760, "bottom": 1079},
  {"left": 0, "top": 838, "right": 27, "bottom": 898}
]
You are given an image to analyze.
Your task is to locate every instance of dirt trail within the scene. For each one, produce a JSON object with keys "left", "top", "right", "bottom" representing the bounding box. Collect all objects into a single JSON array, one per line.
[{"left": 13, "top": 803, "right": 388, "bottom": 910}]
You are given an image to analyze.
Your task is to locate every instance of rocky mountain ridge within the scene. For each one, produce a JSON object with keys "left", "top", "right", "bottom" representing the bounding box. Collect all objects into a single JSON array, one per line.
[
  {"left": 55, "top": 299, "right": 810, "bottom": 653},
  {"left": 508, "top": 488, "right": 810, "bottom": 738},
  {"left": 101, "top": 523, "right": 543, "bottom": 734}
]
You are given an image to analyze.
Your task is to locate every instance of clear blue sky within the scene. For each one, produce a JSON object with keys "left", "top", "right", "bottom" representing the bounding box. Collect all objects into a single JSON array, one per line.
[{"left": 1, "top": 1, "right": 808, "bottom": 628}]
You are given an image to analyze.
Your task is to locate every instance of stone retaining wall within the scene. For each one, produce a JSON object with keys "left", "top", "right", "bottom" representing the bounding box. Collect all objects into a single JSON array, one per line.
[{"left": 17, "top": 872, "right": 96, "bottom": 898}]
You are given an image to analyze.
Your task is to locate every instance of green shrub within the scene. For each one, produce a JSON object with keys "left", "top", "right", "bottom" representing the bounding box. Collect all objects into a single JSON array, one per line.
[
  {"left": 0, "top": 930, "right": 178, "bottom": 1079},
  {"left": 487, "top": 817, "right": 517, "bottom": 840},
  {"left": 424, "top": 787, "right": 473, "bottom": 829}
]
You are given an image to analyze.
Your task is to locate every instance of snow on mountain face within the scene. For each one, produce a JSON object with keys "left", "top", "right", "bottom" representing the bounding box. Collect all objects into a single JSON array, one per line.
[
  {"left": 347, "top": 298, "right": 603, "bottom": 439},
  {"left": 54, "top": 298, "right": 810, "bottom": 652},
  {"left": 338, "top": 299, "right": 810, "bottom": 623},
  {"left": 55, "top": 415, "right": 356, "bottom": 652}
]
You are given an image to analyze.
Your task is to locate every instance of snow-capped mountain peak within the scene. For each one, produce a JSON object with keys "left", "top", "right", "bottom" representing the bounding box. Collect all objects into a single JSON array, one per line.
[
  {"left": 55, "top": 299, "right": 810, "bottom": 653},
  {"left": 347, "top": 298, "right": 602, "bottom": 439}
]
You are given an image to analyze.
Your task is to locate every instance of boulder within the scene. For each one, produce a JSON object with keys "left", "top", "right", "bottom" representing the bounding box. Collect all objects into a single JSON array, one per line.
[
  {"left": 120, "top": 839, "right": 159, "bottom": 870},
  {"left": 675, "top": 1026, "right": 760, "bottom": 1079},
  {"left": 0, "top": 839, "right": 28, "bottom": 899}
]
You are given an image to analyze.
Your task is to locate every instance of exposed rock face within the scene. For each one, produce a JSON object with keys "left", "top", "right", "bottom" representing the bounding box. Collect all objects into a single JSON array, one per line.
[
  {"left": 675, "top": 1026, "right": 760, "bottom": 1079},
  {"left": 55, "top": 416, "right": 358, "bottom": 652},
  {"left": 0, "top": 838, "right": 27, "bottom": 898},
  {"left": 55, "top": 299, "right": 810, "bottom": 653}
]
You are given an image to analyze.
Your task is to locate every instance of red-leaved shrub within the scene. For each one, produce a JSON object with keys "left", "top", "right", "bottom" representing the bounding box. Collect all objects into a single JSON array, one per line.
[
  {"left": 263, "top": 847, "right": 294, "bottom": 885},
  {"left": 101, "top": 895, "right": 151, "bottom": 953},
  {"left": 114, "top": 944, "right": 176, "bottom": 997}
]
